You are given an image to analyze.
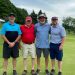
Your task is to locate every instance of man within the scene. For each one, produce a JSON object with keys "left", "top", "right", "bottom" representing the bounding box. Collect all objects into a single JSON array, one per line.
[
  {"left": 49, "top": 17, "right": 66, "bottom": 75},
  {"left": 35, "top": 13, "right": 50, "bottom": 75},
  {"left": 1, "top": 13, "right": 22, "bottom": 75},
  {"left": 20, "top": 16, "right": 36, "bottom": 75}
]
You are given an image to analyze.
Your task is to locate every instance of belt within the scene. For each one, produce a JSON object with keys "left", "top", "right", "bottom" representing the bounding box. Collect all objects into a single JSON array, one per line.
[{"left": 24, "top": 42, "right": 34, "bottom": 45}]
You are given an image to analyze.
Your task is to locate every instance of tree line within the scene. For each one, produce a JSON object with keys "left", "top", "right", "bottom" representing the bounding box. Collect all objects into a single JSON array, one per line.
[
  {"left": 0, "top": 0, "right": 45, "bottom": 24},
  {"left": 0, "top": 0, "right": 75, "bottom": 33}
]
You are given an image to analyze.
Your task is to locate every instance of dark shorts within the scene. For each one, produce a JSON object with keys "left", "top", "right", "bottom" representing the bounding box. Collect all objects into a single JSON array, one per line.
[
  {"left": 3, "top": 42, "right": 19, "bottom": 58},
  {"left": 36, "top": 48, "right": 49, "bottom": 58},
  {"left": 49, "top": 43, "right": 63, "bottom": 61}
]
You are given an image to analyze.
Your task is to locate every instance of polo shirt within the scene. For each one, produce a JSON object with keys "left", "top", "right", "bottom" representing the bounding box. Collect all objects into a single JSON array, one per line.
[
  {"left": 20, "top": 24, "right": 35, "bottom": 44},
  {"left": 50, "top": 24, "right": 66, "bottom": 44},
  {"left": 35, "top": 22, "right": 51, "bottom": 48},
  {"left": 1, "top": 22, "right": 22, "bottom": 42}
]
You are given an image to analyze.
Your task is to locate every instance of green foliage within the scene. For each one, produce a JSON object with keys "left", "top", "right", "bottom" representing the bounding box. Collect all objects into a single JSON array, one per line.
[
  {"left": 30, "top": 10, "right": 38, "bottom": 24},
  {"left": 38, "top": 10, "right": 43, "bottom": 16},
  {"left": 62, "top": 17, "right": 75, "bottom": 33},
  {"left": 0, "top": 0, "right": 28, "bottom": 24}
]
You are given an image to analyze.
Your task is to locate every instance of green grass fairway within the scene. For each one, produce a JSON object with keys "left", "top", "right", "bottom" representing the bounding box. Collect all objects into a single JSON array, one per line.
[{"left": 0, "top": 34, "right": 75, "bottom": 75}]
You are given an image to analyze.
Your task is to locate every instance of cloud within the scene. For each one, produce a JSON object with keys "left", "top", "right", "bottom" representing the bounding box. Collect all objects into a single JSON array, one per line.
[{"left": 11, "top": 0, "right": 75, "bottom": 22}]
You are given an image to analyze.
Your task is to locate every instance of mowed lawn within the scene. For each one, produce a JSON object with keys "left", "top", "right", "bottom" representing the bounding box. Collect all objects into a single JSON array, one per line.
[{"left": 0, "top": 32, "right": 75, "bottom": 75}]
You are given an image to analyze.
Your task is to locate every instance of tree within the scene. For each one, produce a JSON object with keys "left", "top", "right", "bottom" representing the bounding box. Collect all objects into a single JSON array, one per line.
[
  {"left": 0, "top": 0, "right": 28, "bottom": 24},
  {"left": 62, "top": 17, "right": 75, "bottom": 33},
  {"left": 30, "top": 10, "right": 37, "bottom": 24},
  {"left": 38, "top": 10, "right": 43, "bottom": 16}
]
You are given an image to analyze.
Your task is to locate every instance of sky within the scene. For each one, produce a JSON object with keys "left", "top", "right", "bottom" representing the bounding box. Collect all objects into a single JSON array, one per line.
[{"left": 11, "top": 0, "right": 75, "bottom": 23}]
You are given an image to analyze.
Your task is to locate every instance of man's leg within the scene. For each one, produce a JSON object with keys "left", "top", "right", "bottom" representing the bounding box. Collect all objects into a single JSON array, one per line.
[
  {"left": 51, "top": 59, "right": 55, "bottom": 70},
  {"left": 32, "top": 58, "right": 35, "bottom": 70},
  {"left": 57, "top": 51, "right": 63, "bottom": 75},
  {"left": 37, "top": 57, "right": 40, "bottom": 70},
  {"left": 3, "top": 58, "right": 8, "bottom": 72},
  {"left": 43, "top": 49, "right": 49, "bottom": 74},
  {"left": 23, "top": 58, "right": 28, "bottom": 70},
  {"left": 31, "top": 58, "right": 36, "bottom": 75},
  {"left": 12, "top": 43, "right": 19, "bottom": 75},
  {"left": 50, "top": 59, "right": 55, "bottom": 75},
  {"left": 45, "top": 57, "right": 49, "bottom": 70},
  {"left": 3, "top": 43, "right": 10, "bottom": 75},
  {"left": 58, "top": 61, "right": 62, "bottom": 72},
  {"left": 57, "top": 61, "right": 62, "bottom": 75},
  {"left": 12, "top": 58, "right": 18, "bottom": 75},
  {"left": 12, "top": 58, "right": 17, "bottom": 70},
  {"left": 21, "top": 58, "right": 28, "bottom": 75},
  {"left": 36, "top": 48, "right": 41, "bottom": 74},
  {"left": 22, "top": 44, "right": 29, "bottom": 75},
  {"left": 49, "top": 44, "right": 56, "bottom": 75},
  {"left": 36, "top": 48, "right": 41, "bottom": 70},
  {"left": 30, "top": 43, "right": 36, "bottom": 70}
]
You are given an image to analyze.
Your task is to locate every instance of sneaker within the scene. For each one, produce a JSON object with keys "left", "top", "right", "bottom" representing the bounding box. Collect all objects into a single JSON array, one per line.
[
  {"left": 58, "top": 72, "right": 62, "bottom": 75},
  {"left": 3, "top": 72, "right": 7, "bottom": 75},
  {"left": 50, "top": 69, "right": 55, "bottom": 75},
  {"left": 36, "top": 69, "right": 40, "bottom": 75},
  {"left": 13, "top": 70, "right": 17, "bottom": 75},
  {"left": 22, "top": 70, "right": 27, "bottom": 75},
  {"left": 45, "top": 69, "right": 50, "bottom": 75},
  {"left": 31, "top": 70, "right": 36, "bottom": 75}
]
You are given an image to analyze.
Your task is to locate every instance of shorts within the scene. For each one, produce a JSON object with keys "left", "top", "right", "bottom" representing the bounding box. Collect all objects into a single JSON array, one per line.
[
  {"left": 49, "top": 43, "right": 63, "bottom": 61},
  {"left": 22, "top": 43, "right": 36, "bottom": 58},
  {"left": 36, "top": 48, "right": 49, "bottom": 58},
  {"left": 3, "top": 42, "right": 19, "bottom": 58}
]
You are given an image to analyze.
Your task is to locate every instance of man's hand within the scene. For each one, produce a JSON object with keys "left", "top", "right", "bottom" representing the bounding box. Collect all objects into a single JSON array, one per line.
[
  {"left": 8, "top": 42, "right": 15, "bottom": 48},
  {"left": 59, "top": 45, "right": 63, "bottom": 50}
]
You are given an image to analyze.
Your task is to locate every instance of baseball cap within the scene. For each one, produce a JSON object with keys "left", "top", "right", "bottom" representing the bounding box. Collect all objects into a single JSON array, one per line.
[
  {"left": 51, "top": 17, "right": 58, "bottom": 20},
  {"left": 25, "top": 16, "right": 32, "bottom": 22},
  {"left": 9, "top": 13, "right": 15, "bottom": 17}
]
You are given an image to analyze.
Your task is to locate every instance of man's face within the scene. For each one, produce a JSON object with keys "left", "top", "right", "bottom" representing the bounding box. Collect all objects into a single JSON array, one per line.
[
  {"left": 26, "top": 20, "right": 32, "bottom": 26},
  {"left": 51, "top": 19, "right": 58, "bottom": 25},
  {"left": 39, "top": 16, "right": 46, "bottom": 24},
  {"left": 9, "top": 16, "right": 15, "bottom": 23}
]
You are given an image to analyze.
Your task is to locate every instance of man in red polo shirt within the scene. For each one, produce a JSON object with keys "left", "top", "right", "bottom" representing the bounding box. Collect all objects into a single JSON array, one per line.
[{"left": 20, "top": 16, "right": 36, "bottom": 75}]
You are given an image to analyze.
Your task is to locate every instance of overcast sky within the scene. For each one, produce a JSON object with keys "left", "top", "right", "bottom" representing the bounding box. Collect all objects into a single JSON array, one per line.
[{"left": 11, "top": 0, "right": 75, "bottom": 23}]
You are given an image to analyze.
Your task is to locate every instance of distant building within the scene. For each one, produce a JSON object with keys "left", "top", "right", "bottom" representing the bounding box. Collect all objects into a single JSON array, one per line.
[{"left": 0, "top": 19, "right": 5, "bottom": 23}]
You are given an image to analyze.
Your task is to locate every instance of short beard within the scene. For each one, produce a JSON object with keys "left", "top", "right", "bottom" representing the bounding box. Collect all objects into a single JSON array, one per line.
[{"left": 40, "top": 21, "right": 45, "bottom": 25}]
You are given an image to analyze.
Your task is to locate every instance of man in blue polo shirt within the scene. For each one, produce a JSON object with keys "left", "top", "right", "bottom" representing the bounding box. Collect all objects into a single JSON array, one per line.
[
  {"left": 35, "top": 13, "right": 50, "bottom": 75},
  {"left": 49, "top": 17, "right": 66, "bottom": 75},
  {"left": 1, "top": 13, "right": 22, "bottom": 75}
]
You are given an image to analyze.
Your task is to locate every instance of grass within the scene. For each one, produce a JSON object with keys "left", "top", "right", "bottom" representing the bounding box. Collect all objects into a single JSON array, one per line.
[{"left": 0, "top": 26, "right": 75, "bottom": 75}]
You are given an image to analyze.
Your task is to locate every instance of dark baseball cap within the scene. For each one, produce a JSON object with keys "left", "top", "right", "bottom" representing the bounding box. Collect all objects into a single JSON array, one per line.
[
  {"left": 9, "top": 13, "right": 15, "bottom": 17},
  {"left": 51, "top": 17, "right": 58, "bottom": 20}
]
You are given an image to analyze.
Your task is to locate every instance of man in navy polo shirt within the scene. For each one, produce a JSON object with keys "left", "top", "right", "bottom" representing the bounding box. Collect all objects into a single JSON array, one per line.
[
  {"left": 1, "top": 13, "right": 22, "bottom": 75},
  {"left": 35, "top": 13, "right": 50, "bottom": 75},
  {"left": 49, "top": 17, "right": 66, "bottom": 75}
]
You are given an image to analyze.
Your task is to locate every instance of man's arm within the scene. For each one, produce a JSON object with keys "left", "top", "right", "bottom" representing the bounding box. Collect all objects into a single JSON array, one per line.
[
  {"left": 2, "top": 35, "right": 10, "bottom": 44},
  {"left": 59, "top": 26, "right": 66, "bottom": 50},
  {"left": 59, "top": 37, "right": 66, "bottom": 50},
  {"left": 14, "top": 35, "right": 21, "bottom": 43}
]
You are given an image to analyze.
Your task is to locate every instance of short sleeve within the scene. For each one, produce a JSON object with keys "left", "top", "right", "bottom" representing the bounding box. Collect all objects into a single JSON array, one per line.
[
  {"left": 17, "top": 25, "right": 22, "bottom": 35},
  {"left": 60, "top": 27, "right": 66, "bottom": 37},
  {"left": 1, "top": 24, "right": 6, "bottom": 35}
]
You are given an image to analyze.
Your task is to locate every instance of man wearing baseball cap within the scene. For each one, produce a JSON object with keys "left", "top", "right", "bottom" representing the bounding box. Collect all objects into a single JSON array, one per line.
[
  {"left": 35, "top": 13, "right": 50, "bottom": 75},
  {"left": 1, "top": 13, "right": 22, "bottom": 75},
  {"left": 49, "top": 17, "right": 66, "bottom": 75},
  {"left": 20, "top": 16, "right": 36, "bottom": 75}
]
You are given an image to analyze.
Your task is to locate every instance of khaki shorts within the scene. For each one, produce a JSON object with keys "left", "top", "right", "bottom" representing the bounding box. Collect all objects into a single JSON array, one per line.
[{"left": 22, "top": 43, "right": 36, "bottom": 58}]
